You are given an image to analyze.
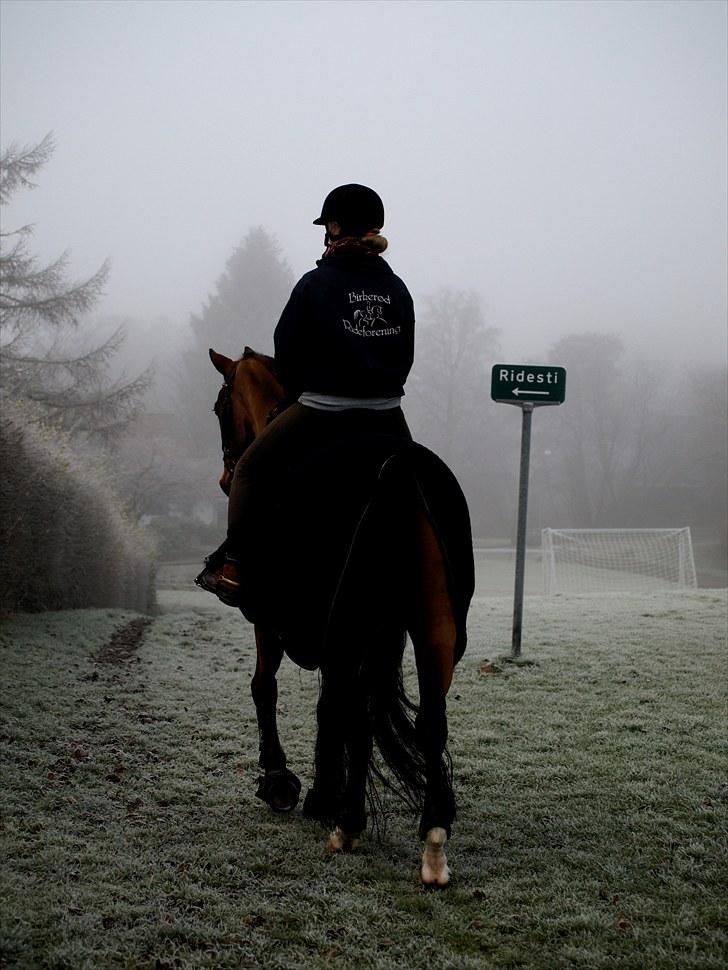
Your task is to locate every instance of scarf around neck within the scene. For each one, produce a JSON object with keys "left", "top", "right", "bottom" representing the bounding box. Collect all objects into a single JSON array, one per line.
[{"left": 323, "top": 232, "right": 388, "bottom": 258}]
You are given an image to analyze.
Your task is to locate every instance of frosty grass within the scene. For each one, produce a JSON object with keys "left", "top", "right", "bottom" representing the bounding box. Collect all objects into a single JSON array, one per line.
[{"left": 1, "top": 583, "right": 726, "bottom": 969}]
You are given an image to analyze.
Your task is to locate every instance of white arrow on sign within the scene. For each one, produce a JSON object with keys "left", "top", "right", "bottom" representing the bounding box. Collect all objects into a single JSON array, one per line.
[{"left": 512, "top": 387, "right": 549, "bottom": 397}]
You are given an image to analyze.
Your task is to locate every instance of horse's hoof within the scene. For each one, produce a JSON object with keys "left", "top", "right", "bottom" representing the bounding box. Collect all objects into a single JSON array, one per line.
[
  {"left": 327, "top": 827, "right": 361, "bottom": 853},
  {"left": 256, "top": 768, "right": 301, "bottom": 813},
  {"left": 421, "top": 826, "right": 451, "bottom": 888}
]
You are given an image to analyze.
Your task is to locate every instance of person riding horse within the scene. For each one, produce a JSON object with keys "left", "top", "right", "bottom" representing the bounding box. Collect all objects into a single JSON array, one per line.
[
  {"left": 198, "top": 191, "right": 475, "bottom": 886},
  {"left": 198, "top": 184, "right": 416, "bottom": 610}
]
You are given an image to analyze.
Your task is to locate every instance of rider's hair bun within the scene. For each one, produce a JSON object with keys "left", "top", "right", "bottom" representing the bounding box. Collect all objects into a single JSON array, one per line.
[{"left": 362, "top": 232, "right": 388, "bottom": 253}]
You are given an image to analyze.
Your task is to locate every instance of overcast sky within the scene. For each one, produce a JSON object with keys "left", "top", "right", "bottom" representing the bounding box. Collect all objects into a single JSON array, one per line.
[{"left": 1, "top": 0, "right": 726, "bottom": 365}]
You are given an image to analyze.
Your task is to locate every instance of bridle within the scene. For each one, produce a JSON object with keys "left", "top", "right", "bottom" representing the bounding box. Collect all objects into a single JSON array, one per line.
[
  {"left": 213, "top": 362, "right": 250, "bottom": 480},
  {"left": 213, "top": 356, "right": 290, "bottom": 480}
]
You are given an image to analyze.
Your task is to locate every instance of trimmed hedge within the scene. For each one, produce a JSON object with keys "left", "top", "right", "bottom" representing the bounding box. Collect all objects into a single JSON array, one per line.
[{"left": 0, "top": 398, "right": 155, "bottom": 613}]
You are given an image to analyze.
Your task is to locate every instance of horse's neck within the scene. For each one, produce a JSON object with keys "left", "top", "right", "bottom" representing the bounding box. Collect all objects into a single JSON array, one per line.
[
  {"left": 240, "top": 365, "right": 284, "bottom": 436},
  {"left": 248, "top": 397, "right": 277, "bottom": 436}
]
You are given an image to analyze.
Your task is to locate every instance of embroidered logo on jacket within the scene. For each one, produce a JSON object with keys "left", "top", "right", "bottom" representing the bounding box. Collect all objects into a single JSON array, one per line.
[{"left": 343, "top": 293, "right": 401, "bottom": 337}]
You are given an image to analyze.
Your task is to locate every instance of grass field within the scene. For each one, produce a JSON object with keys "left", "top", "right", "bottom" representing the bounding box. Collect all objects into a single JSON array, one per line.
[{"left": 1, "top": 579, "right": 726, "bottom": 969}]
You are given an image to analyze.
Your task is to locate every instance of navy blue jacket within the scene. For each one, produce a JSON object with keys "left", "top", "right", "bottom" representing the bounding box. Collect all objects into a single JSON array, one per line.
[{"left": 273, "top": 253, "right": 415, "bottom": 398}]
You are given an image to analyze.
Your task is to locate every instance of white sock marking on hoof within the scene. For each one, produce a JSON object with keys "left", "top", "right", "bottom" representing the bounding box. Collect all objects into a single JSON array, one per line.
[
  {"left": 421, "top": 826, "right": 451, "bottom": 887},
  {"left": 327, "top": 827, "right": 360, "bottom": 853}
]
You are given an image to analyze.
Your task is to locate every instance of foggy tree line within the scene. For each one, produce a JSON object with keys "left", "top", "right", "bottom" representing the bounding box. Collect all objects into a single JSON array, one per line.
[
  {"left": 531, "top": 336, "right": 727, "bottom": 543},
  {"left": 173, "top": 229, "right": 726, "bottom": 555},
  {"left": 0, "top": 136, "right": 154, "bottom": 611},
  {"left": 2, "top": 136, "right": 725, "bottom": 615}
]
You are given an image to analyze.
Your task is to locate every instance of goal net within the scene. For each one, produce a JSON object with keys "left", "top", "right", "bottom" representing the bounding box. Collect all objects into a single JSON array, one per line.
[{"left": 541, "top": 528, "right": 698, "bottom": 594}]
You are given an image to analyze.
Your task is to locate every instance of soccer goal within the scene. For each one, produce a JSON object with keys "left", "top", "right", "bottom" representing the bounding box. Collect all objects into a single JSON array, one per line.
[{"left": 541, "top": 528, "right": 698, "bottom": 594}]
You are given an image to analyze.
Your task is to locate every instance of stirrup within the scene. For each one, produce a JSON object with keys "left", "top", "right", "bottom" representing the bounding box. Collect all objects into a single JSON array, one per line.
[
  {"left": 194, "top": 565, "right": 219, "bottom": 595},
  {"left": 216, "top": 560, "right": 242, "bottom": 607},
  {"left": 216, "top": 578, "right": 241, "bottom": 606}
]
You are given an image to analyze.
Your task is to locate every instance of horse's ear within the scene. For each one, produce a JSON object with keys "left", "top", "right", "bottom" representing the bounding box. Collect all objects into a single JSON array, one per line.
[
  {"left": 242, "top": 346, "right": 255, "bottom": 359},
  {"left": 209, "top": 348, "right": 235, "bottom": 379}
]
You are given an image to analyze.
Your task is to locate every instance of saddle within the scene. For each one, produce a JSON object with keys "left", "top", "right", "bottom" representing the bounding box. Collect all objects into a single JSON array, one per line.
[{"left": 243, "top": 435, "right": 475, "bottom": 671}]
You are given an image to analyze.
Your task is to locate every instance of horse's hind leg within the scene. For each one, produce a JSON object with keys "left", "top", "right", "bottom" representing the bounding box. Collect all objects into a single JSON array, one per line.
[
  {"left": 303, "top": 644, "right": 372, "bottom": 852},
  {"left": 409, "top": 513, "right": 458, "bottom": 888},
  {"left": 303, "top": 672, "right": 346, "bottom": 826},
  {"left": 327, "top": 676, "right": 372, "bottom": 853},
  {"left": 251, "top": 625, "right": 301, "bottom": 812}
]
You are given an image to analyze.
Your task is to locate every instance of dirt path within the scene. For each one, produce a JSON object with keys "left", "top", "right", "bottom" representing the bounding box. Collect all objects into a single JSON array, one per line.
[{"left": 94, "top": 616, "right": 153, "bottom": 664}]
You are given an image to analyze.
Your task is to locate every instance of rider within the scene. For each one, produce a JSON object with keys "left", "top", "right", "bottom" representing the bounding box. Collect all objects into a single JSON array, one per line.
[{"left": 203, "top": 183, "right": 416, "bottom": 607}]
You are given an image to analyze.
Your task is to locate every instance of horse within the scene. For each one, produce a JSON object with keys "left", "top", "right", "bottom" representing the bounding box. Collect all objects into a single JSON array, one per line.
[{"left": 207, "top": 346, "right": 474, "bottom": 888}]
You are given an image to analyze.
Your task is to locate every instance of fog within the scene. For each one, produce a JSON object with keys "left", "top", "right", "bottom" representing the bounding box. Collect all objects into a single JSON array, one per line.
[
  {"left": 2, "top": 0, "right": 726, "bottom": 597},
  {"left": 2, "top": 0, "right": 726, "bottom": 366}
]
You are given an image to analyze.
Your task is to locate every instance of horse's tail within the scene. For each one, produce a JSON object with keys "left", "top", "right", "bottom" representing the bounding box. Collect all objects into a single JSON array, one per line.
[
  {"left": 364, "top": 622, "right": 428, "bottom": 823},
  {"left": 309, "top": 618, "right": 426, "bottom": 833},
  {"left": 313, "top": 455, "right": 457, "bottom": 834}
]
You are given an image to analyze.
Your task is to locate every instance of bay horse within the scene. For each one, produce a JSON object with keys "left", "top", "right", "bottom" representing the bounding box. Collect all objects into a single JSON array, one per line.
[{"left": 208, "top": 346, "right": 472, "bottom": 888}]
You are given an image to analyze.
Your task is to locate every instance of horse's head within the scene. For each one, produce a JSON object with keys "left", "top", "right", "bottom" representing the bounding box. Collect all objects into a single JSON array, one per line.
[{"left": 209, "top": 346, "right": 286, "bottom": 496}]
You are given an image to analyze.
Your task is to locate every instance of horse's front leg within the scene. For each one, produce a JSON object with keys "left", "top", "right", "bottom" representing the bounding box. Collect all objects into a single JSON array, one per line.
[
  {"left": 410, "top": 517, "right": 458, "bottom": 889},
  {"left": 250, "top": 625, "right": 301, "bottom": 812}
]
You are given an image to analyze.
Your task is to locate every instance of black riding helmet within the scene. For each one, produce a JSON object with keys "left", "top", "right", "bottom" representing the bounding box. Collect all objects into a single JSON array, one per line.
[{"left": 313, "top": 184, "right": 385, "bottom": 235}]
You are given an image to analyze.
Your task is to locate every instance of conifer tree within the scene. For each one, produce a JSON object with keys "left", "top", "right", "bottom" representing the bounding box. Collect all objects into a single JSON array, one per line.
[
  {"left": 190, "top": 226, "right": 294, "bottom": 358},
  {"left": 0, "top": 134, "right": 151, "bottom": 442},
  {"left": 180, "top": 226, "right": 294, "bottom": 455}
]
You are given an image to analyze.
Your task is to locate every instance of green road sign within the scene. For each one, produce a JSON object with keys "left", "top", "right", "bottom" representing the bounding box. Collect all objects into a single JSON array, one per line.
[{"left": 491, "top": 364, "right": 566, "bottom": 405}]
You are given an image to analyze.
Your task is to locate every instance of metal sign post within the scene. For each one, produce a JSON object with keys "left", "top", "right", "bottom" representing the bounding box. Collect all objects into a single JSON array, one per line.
[
  {"left": 512, "top": 403, "right": 533, "bottom": 657},
  {"left": 491, "top": 364, "right": 567, "bottom": 658}
]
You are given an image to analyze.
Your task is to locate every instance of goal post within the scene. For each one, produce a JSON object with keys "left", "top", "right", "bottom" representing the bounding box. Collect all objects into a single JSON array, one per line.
[{"left": 541, "top": 528, "right": 698, "bottom": 594}]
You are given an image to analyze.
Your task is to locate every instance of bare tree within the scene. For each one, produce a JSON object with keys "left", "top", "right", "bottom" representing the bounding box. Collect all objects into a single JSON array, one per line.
[
  {"left": 405, "top": 288, "right": 512, "bottom": 536},
  {"left": 408, "top": 288, "right": 500, "bottom": 463},
  {"left": 670, "top": 363, "right": 728, "bottom": 540},
  {"left": 542, "top": 333, "right": 671, "bottom": 526}
]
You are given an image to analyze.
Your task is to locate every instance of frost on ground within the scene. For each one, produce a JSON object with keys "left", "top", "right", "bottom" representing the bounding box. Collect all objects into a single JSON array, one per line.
[{"left": 0, "top": 583, "right": 726, "bottom": 970}]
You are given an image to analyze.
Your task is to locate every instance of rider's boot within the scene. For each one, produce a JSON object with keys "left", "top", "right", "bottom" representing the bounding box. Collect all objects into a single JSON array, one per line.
[
  {"left": 194, "top": 542, "right": 227, "bottom": 595},
  {"left": 216, "top": 556, "right": 242, "bottom": 607}
]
